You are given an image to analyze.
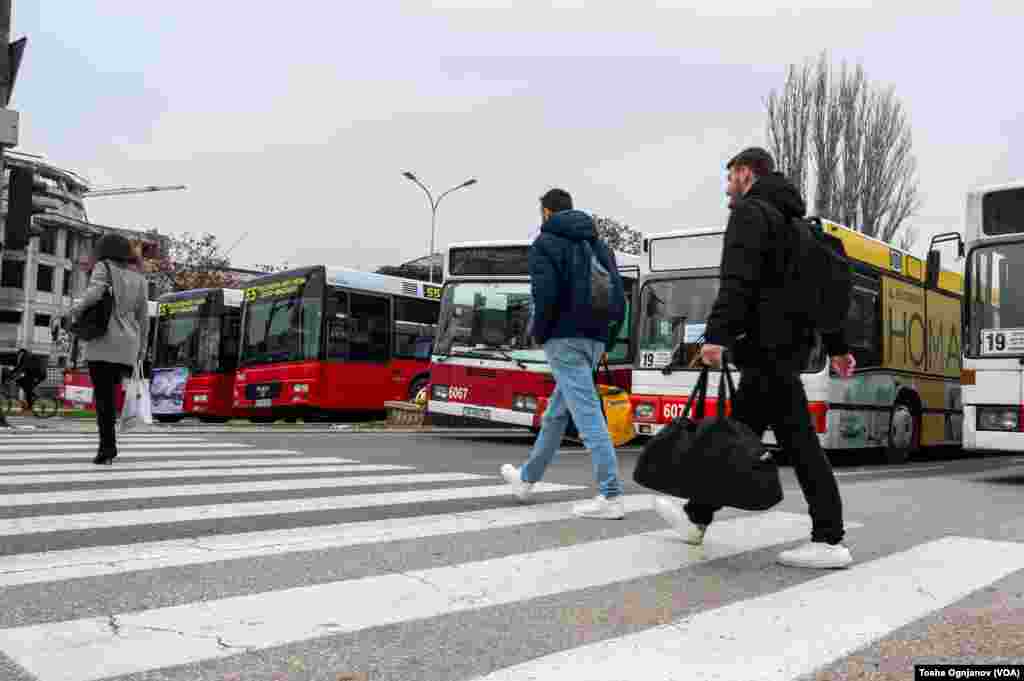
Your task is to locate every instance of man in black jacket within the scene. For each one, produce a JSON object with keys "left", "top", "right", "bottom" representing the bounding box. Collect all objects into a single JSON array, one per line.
[{"left": 653, "top": 148, "right": 856, "bottom": 569}]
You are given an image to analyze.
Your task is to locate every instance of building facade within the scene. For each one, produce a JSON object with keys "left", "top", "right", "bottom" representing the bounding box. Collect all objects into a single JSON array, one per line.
[{"left": 0, "top": 153, "right": 161, "bottom": 387}]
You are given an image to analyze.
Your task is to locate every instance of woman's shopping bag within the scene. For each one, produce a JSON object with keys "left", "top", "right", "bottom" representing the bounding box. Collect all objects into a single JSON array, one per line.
[
  {"left": 562, "top": 355, "right": 636, "bottom": 447},
  {"left": 119, "top": 362, "right": 153, "bottom": 432}
]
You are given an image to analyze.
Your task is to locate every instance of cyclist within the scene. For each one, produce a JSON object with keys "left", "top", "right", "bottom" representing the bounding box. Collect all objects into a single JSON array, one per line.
[{"left": 5, "top": 348, "right": 47, "bottom": 413}]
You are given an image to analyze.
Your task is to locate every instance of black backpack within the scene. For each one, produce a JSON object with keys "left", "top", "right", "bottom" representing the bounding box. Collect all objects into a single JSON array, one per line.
[
  {"left": 753, "top": 200, "right": 853, "bottom": 334},
  {"left": 581, "top": 240, "right": 612, "bottom": 320}
]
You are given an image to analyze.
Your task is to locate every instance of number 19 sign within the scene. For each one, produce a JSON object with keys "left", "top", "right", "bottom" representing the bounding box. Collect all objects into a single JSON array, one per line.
[{"left": 980, "top": 328, "right": 1024, "bottom": 355}]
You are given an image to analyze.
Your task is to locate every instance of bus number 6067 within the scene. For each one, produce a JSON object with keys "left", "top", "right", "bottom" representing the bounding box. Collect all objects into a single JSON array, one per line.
[{"left": 449, "top": 386, "right": 469, "bottom": 401}]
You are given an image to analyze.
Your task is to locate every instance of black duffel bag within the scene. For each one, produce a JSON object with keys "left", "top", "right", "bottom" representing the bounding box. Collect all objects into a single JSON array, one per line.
[
  {"left": 69, "top": 261, "right": 114, "bottom": 341},
  {"left": 633, "top": 357, "right": 783, "bottom": 512}
]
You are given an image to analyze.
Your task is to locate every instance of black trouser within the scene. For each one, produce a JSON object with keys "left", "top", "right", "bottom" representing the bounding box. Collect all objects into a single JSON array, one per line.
[
  {"left": 684, "top": 365, "right": 845, "bottom": 544},
  {"left": 89, "top": 361, "right": 132, "bottom": 453},
  {"left": 16, "top": 377, "right": 41, "bottom": 410}
]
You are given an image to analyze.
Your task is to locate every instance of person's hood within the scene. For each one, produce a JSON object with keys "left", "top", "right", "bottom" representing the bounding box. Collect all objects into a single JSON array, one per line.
[
  {"left": 540, "top": 209, "right": 597, "bottom": 242},
  {"left": 744, "top": 172, "right": 806, "bottom": 220}
]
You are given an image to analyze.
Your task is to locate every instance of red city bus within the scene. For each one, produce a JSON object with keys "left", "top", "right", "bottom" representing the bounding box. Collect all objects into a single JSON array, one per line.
[
  {"left": 60, "top": 301, "right": 158, "bottom": 411},
  {"left": 233, "top": 265, "right": 440, "bottom": 423},
  {"left": 150, "top": 288, "right": 243, "bottom": 423},
  {"left": 427, "top": 240, "right": 642, "bottom": 429}
]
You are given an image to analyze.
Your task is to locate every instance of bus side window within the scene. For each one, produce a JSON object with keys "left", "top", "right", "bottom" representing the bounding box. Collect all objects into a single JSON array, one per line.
[
  {"left": 847, "top": 277, "right": 881, "bottom": 368},
  {"left": 348, "top": 293, "right": 390, "bottom": 362},
  {"left": 606, "top": 279, "right": 634, "bottom": 363},
  {"left": 394, "top": 298, "right": 439, "bottom": 359},
  {"left": 326, "top": 289, "right": 350, "bottom": 361}
]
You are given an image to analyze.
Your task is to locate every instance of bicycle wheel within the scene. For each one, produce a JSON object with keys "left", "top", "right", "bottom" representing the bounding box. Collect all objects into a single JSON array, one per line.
[
  {"left": 32, "top": 397, "right": 59, "bottom": 419},
  {"left": 0, "top": 395, "right": 18, "bottom": 415}
]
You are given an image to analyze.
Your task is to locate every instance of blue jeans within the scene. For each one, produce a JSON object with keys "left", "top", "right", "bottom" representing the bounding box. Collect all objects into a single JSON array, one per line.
[{"left": 520, "top": 337, "right": 623, "bottom": 498}]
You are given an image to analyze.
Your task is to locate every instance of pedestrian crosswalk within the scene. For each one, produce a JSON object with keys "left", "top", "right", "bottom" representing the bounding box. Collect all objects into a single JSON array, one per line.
[{"left": 0, "top": 431, "right": 1021, "bottom": 681}]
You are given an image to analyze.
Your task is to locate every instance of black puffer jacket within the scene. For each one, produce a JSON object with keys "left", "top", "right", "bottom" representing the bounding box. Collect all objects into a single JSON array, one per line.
[{"left": 704, "top": 172, "right": 848, "bottom": 367}]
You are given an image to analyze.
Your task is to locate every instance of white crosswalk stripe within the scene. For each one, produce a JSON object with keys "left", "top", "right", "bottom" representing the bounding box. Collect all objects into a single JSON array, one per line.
[{"left": 0, "top": 430, "right": 1019, "bottom": 681}]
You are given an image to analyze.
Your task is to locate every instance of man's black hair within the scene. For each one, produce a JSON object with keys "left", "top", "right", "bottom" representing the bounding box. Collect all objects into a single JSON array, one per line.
[
  {"left": 726, "top": 147, "right": 775, "bottom": 177},
  {"left": 540, "top": 188, "right": 573, "bottom": 213},
  {"left": 92, "top": 233, "right": 136, "bottom": 266}
]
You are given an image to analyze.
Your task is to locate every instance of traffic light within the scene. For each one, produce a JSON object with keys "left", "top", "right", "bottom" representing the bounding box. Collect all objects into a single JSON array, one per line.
[{"left": 5, "top": 165, "right": 35, "bottom": 251}]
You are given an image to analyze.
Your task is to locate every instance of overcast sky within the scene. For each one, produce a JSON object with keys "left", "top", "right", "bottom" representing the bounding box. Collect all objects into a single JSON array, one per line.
[{"left": 10, "top": 1, "right": 1022, "bottom": 271}]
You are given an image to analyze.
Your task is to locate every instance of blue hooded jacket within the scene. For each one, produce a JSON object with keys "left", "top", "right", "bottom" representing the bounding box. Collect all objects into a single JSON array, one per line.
[{"left": 529, "top": 209, "right": 625, "bottom": 348}]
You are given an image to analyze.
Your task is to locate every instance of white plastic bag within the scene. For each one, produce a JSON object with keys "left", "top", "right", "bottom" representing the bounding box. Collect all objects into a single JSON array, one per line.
[{"left": 119, "top": 361, "right": 153, "bottom": 432}]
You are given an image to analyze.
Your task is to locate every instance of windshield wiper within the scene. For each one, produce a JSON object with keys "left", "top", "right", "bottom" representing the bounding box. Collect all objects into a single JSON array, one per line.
[{"left": 448, "top": 345, "right": 528, "bottom": 369}]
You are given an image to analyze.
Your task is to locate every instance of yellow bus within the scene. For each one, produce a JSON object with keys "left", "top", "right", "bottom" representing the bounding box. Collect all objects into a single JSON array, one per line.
[{"left": 631, "top": 220, "right": 964, "bottom": 464}]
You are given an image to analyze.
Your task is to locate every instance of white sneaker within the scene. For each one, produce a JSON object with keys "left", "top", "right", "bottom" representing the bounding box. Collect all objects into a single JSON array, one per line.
[
  {"left": 572, "top": 495, "right": 625, "bottom": 519},
  {"left": 500, "top": 464, "right": 534, "bottom": 502},
  {"left": 652, "top": 496, "right": 707, "bottom": 545},
  {"left": 777, "top": 541, "right": 853, "bottom": 569}
]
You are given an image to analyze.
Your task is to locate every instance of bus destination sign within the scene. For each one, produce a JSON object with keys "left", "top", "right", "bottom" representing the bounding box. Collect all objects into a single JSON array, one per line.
[
  {"left": 244, "top": 277, "right": 307, "bottom": 302},
  {"left": 159, "top": 298, "right": 205, "bottom": 316},
  {"left": 449, "top": 246, "right": 531, "bottom": 277}
]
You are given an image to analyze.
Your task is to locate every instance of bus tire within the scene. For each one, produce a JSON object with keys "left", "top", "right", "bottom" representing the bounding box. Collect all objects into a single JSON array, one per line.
[
  {"left": 155, "top": 415, "right": 185, "bottom": 424},
  {"left": 884, "top": 401, "right": 920, "bottom": 465},
  {"left": 199, "top": 416, "right": 230, "bottom": 424}
]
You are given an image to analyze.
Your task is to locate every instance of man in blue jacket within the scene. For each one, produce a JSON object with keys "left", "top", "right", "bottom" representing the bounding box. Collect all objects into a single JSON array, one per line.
[{"left": 501, "top": 188, "right": 628, "bottom": 518}]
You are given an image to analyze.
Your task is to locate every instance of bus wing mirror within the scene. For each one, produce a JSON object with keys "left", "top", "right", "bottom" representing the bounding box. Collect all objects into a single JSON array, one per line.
[{"left": 926, "top": 250, "right": 941, "bottom": 288}]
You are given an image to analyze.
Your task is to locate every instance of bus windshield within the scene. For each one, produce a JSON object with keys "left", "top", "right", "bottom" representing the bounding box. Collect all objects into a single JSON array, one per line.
[
  {"left": 434, "top": 281, "right": 544, "bottom": 362},
  {"left": 239, "top": 272, "right": 324, "bottom": 366},
  {"left": 637, "top": 277, "right": 823, "bottom": 371},
  {"left": 967, "top": 241, "right": 1024, "bottom": 355},
  {"left": 155, "top": 298, "right": 225, "bottom": 374},
  {"left": 637, "top": 278, "right": 720, "bottom": 369}
]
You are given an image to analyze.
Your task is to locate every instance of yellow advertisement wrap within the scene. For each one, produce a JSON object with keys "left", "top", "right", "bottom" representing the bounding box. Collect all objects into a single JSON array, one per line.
[
  {"left": 244, "top": 277, "right": 307, "bottom": 302},
  {"left": 159, "top": 299, "right": 204, "bottom": 316},
  {"left": 883, "top": 278, "right": 961, "bottom": 377}
]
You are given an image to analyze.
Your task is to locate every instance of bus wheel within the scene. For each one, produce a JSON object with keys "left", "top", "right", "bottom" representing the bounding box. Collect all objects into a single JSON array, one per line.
[
  {"left": 884, "top": 403, "right": 918, "bottom": 465},
  {"left": 155, "top": 415, "right": 185, "bottom": 424},
  {"left": 199, "top": 416, "right": 230, "bottom": 424}
]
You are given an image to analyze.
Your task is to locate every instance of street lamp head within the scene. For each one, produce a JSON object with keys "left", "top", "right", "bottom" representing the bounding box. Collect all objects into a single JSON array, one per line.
[
  {"left": 462, "top": 178, "right": 477, "bottom": 187},
  {"left": 402, "top": 171, "right": 417, "bottom": 181}
]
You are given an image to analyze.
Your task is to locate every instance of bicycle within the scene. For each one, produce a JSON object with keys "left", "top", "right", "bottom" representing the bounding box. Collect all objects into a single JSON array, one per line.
[{"left": 0, "top": 378, "right": 61, "bottom": 418}]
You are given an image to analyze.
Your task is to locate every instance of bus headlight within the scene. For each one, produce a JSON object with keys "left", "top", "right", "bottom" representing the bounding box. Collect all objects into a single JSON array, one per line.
[
  {"left": 293, "top": 383, "right": 310, "bottom": 394},
  {"left": 432, "top": 384, "right": 449, "bottom": 400},
  {"left": 512, "top": 394, "right": 538, "bottom": 412},
  {"left": 977, "top": 407, "right": 1019, "bottom": 432},
  {"left": 193, "top": 394, "right": 209, "bottom": 403},
  {"left": 634, "top": 402, "right": 655, "bottom": 420}
]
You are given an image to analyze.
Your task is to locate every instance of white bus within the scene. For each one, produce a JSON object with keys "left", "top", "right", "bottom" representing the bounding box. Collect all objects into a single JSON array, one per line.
[
  {"left": 961, "top": 180, "right": 1024, "bottom": 452},
  {"left": 427, "top": 239, "right": 642, "bottom": 429},
  {"left": 631, "top": 220, "right": 964, "bottom": 463}
]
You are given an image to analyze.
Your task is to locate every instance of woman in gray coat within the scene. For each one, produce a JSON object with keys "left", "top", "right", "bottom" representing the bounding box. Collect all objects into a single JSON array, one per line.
[{"left": 64, "top": 234, "right": 150, "bottom": 465}]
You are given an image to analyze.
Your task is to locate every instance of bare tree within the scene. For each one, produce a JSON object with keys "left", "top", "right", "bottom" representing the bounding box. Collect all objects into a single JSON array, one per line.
[
  {"left": 593, "top": 215, "right": 642, "bottom": 255},
  {"left": 765, "top": 62, "right": 814, "bottom": 198},
  {"left": 860, "top": 84, "right": 921, "bottom": 243},
  {"left": 763, "top": 52, "right": 920, "bottom": 248},
  {"left": 808, "top": 51, "right": 844, "bottom": 217}
]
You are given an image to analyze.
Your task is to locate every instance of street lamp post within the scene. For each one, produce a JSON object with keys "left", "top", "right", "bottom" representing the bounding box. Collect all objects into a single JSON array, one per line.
[{"left": 402, "top": 172, "right": 477, "bottom": 283}]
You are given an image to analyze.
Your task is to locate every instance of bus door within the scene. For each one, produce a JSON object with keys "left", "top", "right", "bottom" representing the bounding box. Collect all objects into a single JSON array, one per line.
[{"left": 324, "top": 287, "right": 394, "bottom": 409}]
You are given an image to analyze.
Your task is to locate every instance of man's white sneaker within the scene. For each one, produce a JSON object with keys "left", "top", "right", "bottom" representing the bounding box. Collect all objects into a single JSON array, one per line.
[
  {"left": 572, "top": 495, "right": 625, "bottom": 519},
  {"left": 652, "top": 496, "right": 707, "bottom": 545},
  {"left": 777, "top": 541, "right": 853, "bottom": 569},
  {"left": 500, "top": 464, "right": 534, "bottom": 502}
]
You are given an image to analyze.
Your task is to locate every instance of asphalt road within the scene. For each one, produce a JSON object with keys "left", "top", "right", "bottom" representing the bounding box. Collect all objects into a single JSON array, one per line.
[{"left": 0, "top": 426, "right": 1022, "bottom": 681}]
